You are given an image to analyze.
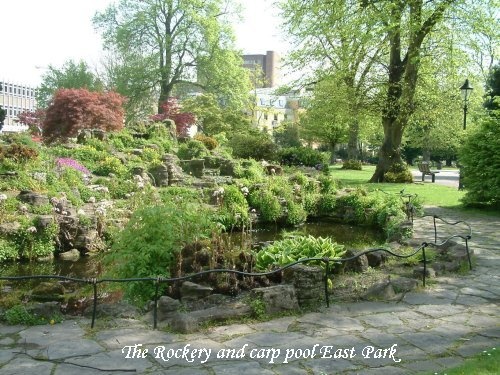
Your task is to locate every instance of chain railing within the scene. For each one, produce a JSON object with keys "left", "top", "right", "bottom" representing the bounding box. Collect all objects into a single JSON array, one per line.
[{"left": 0, "top": 210, "right": 472, "bottom": 329}]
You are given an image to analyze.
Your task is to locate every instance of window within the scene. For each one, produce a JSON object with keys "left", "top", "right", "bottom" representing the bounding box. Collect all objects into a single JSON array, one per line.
[
  {"left": 273, "top": 114, "right": 278, "bottom": 121},
  {"left": 264, "top": 113, "right": 268, "bottom": 120},
  {"left": 284, "top": 114, "right": 288, "bottom": 120}
]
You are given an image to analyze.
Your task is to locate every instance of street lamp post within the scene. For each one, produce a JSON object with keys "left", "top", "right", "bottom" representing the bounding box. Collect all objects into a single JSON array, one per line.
[{"left": 460, "top": 79, "right": 473, "bottom": 130}]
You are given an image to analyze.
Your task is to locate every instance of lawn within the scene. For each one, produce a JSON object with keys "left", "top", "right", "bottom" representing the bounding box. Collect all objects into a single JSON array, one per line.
[
  {"left": 423, "top": 347, "right": 499, "bottom": 375},
  {"left": 329, "top": 165, "right": 466, "bottom": 209}
]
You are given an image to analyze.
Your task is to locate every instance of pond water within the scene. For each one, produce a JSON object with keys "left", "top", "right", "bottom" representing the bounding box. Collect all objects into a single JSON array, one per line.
[{"left": 0, "top": 221, "right": 385, "bottom": 280}]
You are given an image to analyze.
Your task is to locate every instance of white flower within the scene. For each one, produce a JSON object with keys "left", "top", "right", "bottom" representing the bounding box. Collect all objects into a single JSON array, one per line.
[
  {"left": 27, "top": 226, "right": 37, "bottom": 233},
  {"left": 18, "top": 204, "right": 28, "bottom": 213},
  {"left": 95, "top": 207, "right": 107, "bottom": 216},
  {"left": 0, "top": 194, "right": 8, "bottom": 201},
  {"left": 77, "top": 209, "right": 86, "bottom": 216},
  {"left": 241, "top": 187, "right": 249, "bottom": 196},
  {"left": 88, "top": 197, "right": 96, "bottom": 203}
]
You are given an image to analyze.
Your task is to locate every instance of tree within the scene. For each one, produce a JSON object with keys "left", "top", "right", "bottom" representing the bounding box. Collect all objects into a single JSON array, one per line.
[
  {"left": 93, "top": 0, "right": 251, "bottom": 113},
  {"left": 37, "top": 60, "right": 103, "bottom": 108},
  {"left": 279, "top": 0, "right": 384, "bottom": 161},
  {"left": 150, "top": 98, "right": 195, "bottom": 137},
  {"left": 367, "top": 0, "right": 460, "bottom": 182},
  {"left": 16, "top": 109, "right": 46, "bottom": 136},
  {"left": 43, "top": 88, "right": 125, "bottom": 143},
  {"left": 182, "top": 93, "right": 251, "bottom": 136},
  {"left": 484, "top": 64, "right": 500, "bottom": 112}
]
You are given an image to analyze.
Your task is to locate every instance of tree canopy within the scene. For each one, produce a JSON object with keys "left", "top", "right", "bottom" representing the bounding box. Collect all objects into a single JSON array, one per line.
[
  {"left": 36, "top": 60, "right": 103, "bottom": 108},
  {"left": 93, "top": 0, "right": 251, "bottom": 116}
]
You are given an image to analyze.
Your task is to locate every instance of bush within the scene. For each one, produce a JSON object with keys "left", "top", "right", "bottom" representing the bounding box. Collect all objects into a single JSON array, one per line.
[
  {"left": 228, "top": 132, "right": 277, "bottom": 161},
  {"left": 194, "top": 134, "right": 218, "bottom": 150},
  {"left": 94, "top": 156, "right": 128, "bottom": 177},
  {"left": 216, "top": 185, "right": 250, "bottom": 228},
  {"left": 248, "top": 188, "right": 282, "bottom": 222},
  {"left": 278, "top": 147, "right": 328, "bottom": 167},
  {"left": 342, "top": 159, "right": 362, "bottom": 170},
  {"left": 0, "top": 143, "right": 39, "bottom": 163},
  {"left": 384, "top": 162, "right": 413, "bottom": 183},
  {"left": 43, "top": 88, "right": 125, "bottom": 143},
  {"left": 461, "top": 116, "right": 500, "bottom": 208},
  {"left": 105, "top": 202, "right": 216, "bottom": 306},
  {"left": 177, "top": 140, "right": 209, "bottom": 160}
]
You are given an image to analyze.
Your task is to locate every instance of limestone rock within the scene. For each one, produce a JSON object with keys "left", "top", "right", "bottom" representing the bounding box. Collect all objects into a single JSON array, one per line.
[
  {"left": 250, "top": 285, "right": 299, "bottom": 314},
  {"left": 180, "top": 281, "right": 213, "bottom": 300},
  {"left": 366, "top": 250, "right": 388, "bottom": 268},
  {"left": 0, "top": 222, "right": 21, "bottom": 236},
  {"left": 59, "top": 249, "right": 81, "bottom": 261},
  {"left": 283, "top": 264, "right": 324, "bottom": 307},
  {"left": 17, "top": 190, "right": 49, "bottom": 206},
  {"left": 344, "top": 249, "right": 369, "bottom": 273},
  {"left": 157, "top": 296, "right": 182, "bottom": 321},
  {"left": 84, "top": 301, "right": 140, "bottom": 319},
  {"left": 363, "top": 280, "right": 397, "bottom": 301}
]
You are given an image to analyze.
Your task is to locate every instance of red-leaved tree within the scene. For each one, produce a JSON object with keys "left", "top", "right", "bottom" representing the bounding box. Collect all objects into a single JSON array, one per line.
[
  {"left": 43, "top": 88, "right": 125, "bottom": 143},
  {"left": 17, "top": 109, "right": 46, "bottom": 136},
  {"left": 150, "top": 98, "right": 195, "bottom": 137}
]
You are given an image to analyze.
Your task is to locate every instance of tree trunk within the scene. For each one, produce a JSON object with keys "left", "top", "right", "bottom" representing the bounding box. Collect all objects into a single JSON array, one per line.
[
  {"left": 422, "top": 149, "right": 431, "bottom": 162},
  {"left": 347, "top": 120, "right": 360, "bottom": 160},
  {"left": 369, "top": 117, "right": 405, "bottom": 182}
]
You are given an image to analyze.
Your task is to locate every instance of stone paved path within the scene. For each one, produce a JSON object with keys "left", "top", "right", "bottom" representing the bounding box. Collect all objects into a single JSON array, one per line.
[{"left": 1, "top": 208, "right": 498, "bottom": 374}]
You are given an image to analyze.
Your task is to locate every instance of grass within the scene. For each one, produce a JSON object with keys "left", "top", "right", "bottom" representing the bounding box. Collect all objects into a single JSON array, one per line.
[
  {"left": 423, "top": 347, "right": 499, "bottom": 375},
  {"left": 329, "top": 165, "right": 466, "bottom": 209}
]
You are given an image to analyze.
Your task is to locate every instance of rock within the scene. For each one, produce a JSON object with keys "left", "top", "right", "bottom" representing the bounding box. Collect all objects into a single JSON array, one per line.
[
  {"left": 343, "top": 249, "right": 369, "bottom": 273},
  {"left": 283, "top": 264, "right": 324, "bottom": 307},
  {"left": 31, "top": 282, "right": 66, "bottom": 302},
  {"left": 250, "top": 285, "right": 299, "bottom": 314},
  {"left": 180, "top": 281, "right": 213, "bottom": 300},
  {"left": 366, "top": 250, "right": 389, "bottom": 267},
  {"left": 180, "top": 159, "right": 205, "bottom": 178},
  {"left": 390, "top": 277, "right": 419, "bottom": 293},
  {"left": 36, "top": 215, "right": 55, "bottom": 229},
  {"left": 157, "top": 296, "right": 181, "bottom": 321},
  {"left": 59, "top": 249, "right": 81, "bottom": 261},
  {"left": 84, "top": 301, "right": 140, "bottom": 319},
  {"left": 74, "top": 229, "right": 104, "bottom": 253},
  {"left": 17, "top": 190, "right": 49, "bottom": 206},
  {"left": 363, "top": 280, "right": 397, "bottom": 301},
  {"left": 149, "top": 164, "right": 169, "bottom": 187},
  {"left": 413, "top": 266, "right": 437, "bottom": 278},
  {"left": 131, "top": 149, "right": 144, "bottom": 156},
  {"left": 92, "top": 129, "right": 106, "bottom": 141},
  {"left": 0, "top": 222, "right": 21, "bottom": 236},
  {"left": 170, "top": 313, "right": 199, "bottom": 334}
]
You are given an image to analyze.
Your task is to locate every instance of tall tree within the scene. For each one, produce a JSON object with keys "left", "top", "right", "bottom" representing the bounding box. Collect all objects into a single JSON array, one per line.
[
  {"left": 37, "top": 60, "right": 103, "bottom": 108},
  {"left": 279, "top": 0, "right": 384, "bottom": 160},
  {"left": 367, "top": 0, "right": 459, "bottom": 182},
  {"left": 93, "top": 0, "right": 251, "bottom": 114}
]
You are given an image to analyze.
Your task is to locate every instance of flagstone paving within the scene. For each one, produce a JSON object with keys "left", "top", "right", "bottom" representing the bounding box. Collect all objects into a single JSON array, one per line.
[{"left": 1, "top": 208, "right": 498, "bottom": 374}]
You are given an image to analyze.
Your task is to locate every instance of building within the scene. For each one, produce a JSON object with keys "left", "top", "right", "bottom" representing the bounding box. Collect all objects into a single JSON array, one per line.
[
  {"left": 251, "top": 87, "right": 309, "bottom": 133},
  {"left": 0, "top": 81, "right": 36, "bottom": 132},
  {"left": 242, "top": 51, "right": 280, "bottom": 88}
]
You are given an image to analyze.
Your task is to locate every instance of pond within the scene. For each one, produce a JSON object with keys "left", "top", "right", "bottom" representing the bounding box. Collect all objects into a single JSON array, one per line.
[{"left": 0, "top": 220, "right": 385, "bottom": 280}]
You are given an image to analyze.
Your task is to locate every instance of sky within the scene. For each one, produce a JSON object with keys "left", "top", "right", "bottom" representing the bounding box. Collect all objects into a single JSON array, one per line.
[{"left": 0, "top": 0, "right": 290, "bottom": 87}]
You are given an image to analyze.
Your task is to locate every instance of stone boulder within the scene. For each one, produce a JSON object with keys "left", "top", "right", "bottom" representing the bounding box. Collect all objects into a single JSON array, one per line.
[
  {"left": 250, "top": 285, "right": 299, "bottom": 314},
  {"left": 17, "top": 190, "right": 49, "bottom": 206},
  {"left": 59, "top": 249, "right": 81, "bottom": 261},
  {"left": 366, "top": 250, "right": 389, "bottom": 268},
  {"left": 27, "top": 302, "right": 61, "bottom": 320},
  {"left": 283, "top": 264, "right": 324, "bottom": 307},
  {"left": 149, "top": 164, "right": 169, "bottom": 187},
  {"left": 0, "top": 222, "right": 21, "bottom": 236},
  {"left": 84, "top": 301, "right": 140, "bottom": 319},
  {"left": 180, "top": 281, "right": 213, "bottom": 300},
  {"left": 157, "top": 296, "right": 182, "bottom": 321},
  {"left": 180, "top": 159, "right": 205, "bottom": 178},
  {"left": 343, "top": 249, "right": 369, "bottom": 273},
  {"left": 363, "top": 279, "right": 397, "bottom": 301}
]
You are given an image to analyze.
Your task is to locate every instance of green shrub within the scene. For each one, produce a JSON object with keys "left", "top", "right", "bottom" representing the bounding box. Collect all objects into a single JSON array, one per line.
[
  {"left": 228, "top": 132, "right": 277, "bottom": 161},
  {"left": 461, "top": 116, "right": 500, "bottom": 208},
  {"left": 342, "top": 159, "right": 362, "bottom": 170},
  {"left": 233, "top": 160, "right": 266, "bottom": 181},
  {"left": 177, "top": 140, "right": 209, "bottom": 160},
  {"left": 278, "top": 147, "right": 328, "bottom": 167},
  {"left": 216, "top": 185, "right": 250, "bottom": 228},
  {"left": 384, "top": 162, "right": 413, "bottom": 183},
  {"left": 286, "top": 201, "right": 307, "bottom": 226},
  {"left": 94, "top": 156, "right": 128, "bottom": 177},
  {"left": 194, "top": 134, "right": 218, "bottom": 150},
  {"left": 159, "top": 186, "right": 203, "bottom": 204},
  {"left": 0, "top": 238, "right": 18, "bottom": 262},
  {"left": 248, "top": 188, "right": 282, "bottom": 222},
  {"left": 255, "top": 235, "right": 346, "bottom": 270},
  {"left": 105, "top": 202, "right": 216, "bottom": 306}
]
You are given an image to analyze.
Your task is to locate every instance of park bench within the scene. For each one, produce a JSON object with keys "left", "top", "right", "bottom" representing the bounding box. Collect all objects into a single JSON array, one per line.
[{"left": 417, "top": 162, "right": 439, "bottom": 183}]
